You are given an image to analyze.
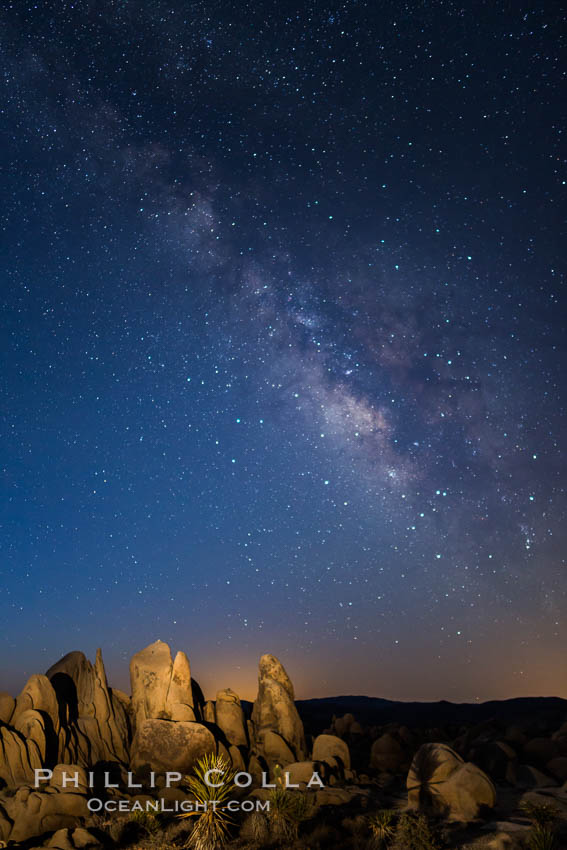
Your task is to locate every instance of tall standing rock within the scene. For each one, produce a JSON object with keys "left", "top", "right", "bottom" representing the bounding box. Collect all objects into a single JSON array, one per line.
[
  {"left": 46, "top": 649, "right": 129, "bottom": 766},
  {"left": 215, "top": 689, "right": 248, "bottom": 747},
  {"left": 251, "top": 654, "right": 305, "bottom": 761},
  {"left": 11, "top": 674, "right": 61, "bottom": 765},
  {"left": 129, "top": 640, "right": 195, "bottom": 727}
]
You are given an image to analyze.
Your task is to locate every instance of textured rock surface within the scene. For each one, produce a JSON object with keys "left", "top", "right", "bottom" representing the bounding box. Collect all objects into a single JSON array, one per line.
[
  {"left": 262, "top": 730, "right": 297, "bottom": 766},
  {"left": 215, "top": 688, "right": 247, "bottom": 746},
  {"left": 0, "top": 692, "right": 15, "bottom": 725},
  {"left": 203, "top": 700, "right": 216, "bottom": 723},
  {"left": 46, "top": 649, "right": 129, "bottom": 766},
  {"left": 130, "top": 719, "right": 216, "bottom": 773},
  {"left": 0, "top": 724, "right": 42, "bottom": 788},
  {"left": 407, "top": 742, "right": 496, "bottom": 821},
  {"left": 129, "top": 640, "right": 194, "bottom": 728},
  {"left": 313, "top": 733, "right": 351, "bottom": 770},
  {"left": 284, "top": 760, "right": 324, "bottom": 785},
  {"left": 2, "top": 787, "right": 89, "bottom": 843},
  {"left": 49, "top": 764, "right": 89, "bottom": 794},
  {"left": 251, "top": 654, "right": 305, "bottom": 760},
  {"left": 229, "top": 744, "right": 246, "bottom": 771},
  {"left": 11, "top": 709, "right": 49, "bottom": 764},
  {"left": 12, "top": 675, "right": 60, "bottom": 735}
]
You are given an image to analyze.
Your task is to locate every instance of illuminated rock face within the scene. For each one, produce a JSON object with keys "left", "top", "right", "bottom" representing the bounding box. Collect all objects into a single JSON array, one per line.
[
  {"left": 215, "top": 688, "right": 248, "bottom": 747},
  {"left": 407, "top": 742, "right": 496, "bottom": 822},
  {"left": 1, "top": 785, "right": 90, "bottom": 843},
  {"left": 130, "top": 718, "right": 216, "bottom": 774},
  {"left": 251, "top": 653, "right": 305, "bottom": 762},
  {"left": 46, "top": 649, "right": 129, "bottom": 765},
  {"left": 129, "top": 639, "right": 194, "bottom": 728},
  {"left": 313, "top": 733, "right": 351, "bottom": 770}
]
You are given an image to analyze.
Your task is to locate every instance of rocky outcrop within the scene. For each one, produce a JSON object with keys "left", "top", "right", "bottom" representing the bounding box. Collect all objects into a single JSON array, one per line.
[
  {"left": 284, "top": 760, "right": 325, "bottom": 785},
  {"left": 313, "top": 733, "right": 351, "bottom": 770},
  {"left": 130, "top": 719, "right": 216, "bottom": 774},
  {"left": 0, "top": 693, "right": 15, "bottom": 725},
  {"left": 371, "top": 731, "right": 405, "bottom": 772},
  {"left": 49, "top": 764, "right": 89, "bottom": 794},
  {"left": 129, "top": 640, "right": 195, "bottom": 727},
  {"left": 46, "top": 649, "right": 128, "bottom": 766},
  {"left": 229, "top": 744, "right": 246, "bottom": 771},
  {"left": 251, "top": 654, "right": 305, "bottom": 761},
  {"left": 407, "top": 742, "right": 496, "bottom": 821},
  {"left": 9, "top": 675, "right": 61, "bottom": 765},
  {"left": 215, "top": 689, "right": 247, "bottom": 747},
  {"left": 262, "top": 730, "right": 296, "bottom": 766},
  {"left": 0, "top": 724, "right": 42, "bottom": 788},
  {"left": 203, "top": 700, "right": 216, "bottom": 723},
  {"left": 47, "top": 827, "right": 102, "bottom": 849},
  {"left": 12, "top": 674, "right": 60, "bottom": 733},
  {"left": 2, "top": 785, "right": 89, "bottom": 843}
]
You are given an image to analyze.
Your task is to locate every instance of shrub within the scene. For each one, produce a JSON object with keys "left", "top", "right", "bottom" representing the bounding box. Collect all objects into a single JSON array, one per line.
[
  {"left": 130, "top": 809, "right": 162, "bottom": 835},
  {"left": 519, "top": 800, "right": 559, "bottom": 828},
  {"left": 239, "top": 809, "right": 270, "bottom": 843},
  {"left": 520, "top": 800, "right": 559, "bottom": 850},
  {"left": 267, "top": 787, "right": 315, "bottom": 843},
  {"left": 393, "top": 811, "right": 441, "bottom": 850},
  {"left": 368, "top": 809, "right": 396, "bottom": 847},
  {"left": 526, "top": 825, "right": 557, "bottom": 850},
  {"left": 178, "top": 753, "right": 235, "bottom": 850}
]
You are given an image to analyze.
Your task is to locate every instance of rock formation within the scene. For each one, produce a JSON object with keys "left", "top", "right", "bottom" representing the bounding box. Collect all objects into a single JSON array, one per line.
[
  {"left": 46, "top": 649, "right": 129, "bottom": 766},
  {"left": 251, "top": 653, "right": 305, "bottom": 761},
  {"left": 2, "top": 783, "right": 90, "bottom": 843},
  {"left": 0, "top": 724, "right": 42, "bottom": 788},
  {"left": 313, "top": 733, "right": 351, "bottom": 770},
  {"left": 215, "top": 688, "right": 248, "bottom": 747},
  {"left": 407, "top": 742, "right": 496, "bottom": 821},
  {"left": 0, "top": 692, "right": 15, "bottom": 724},
  {"left": 130, "top": 719, "right": 216, "bottom": 774},
  {"left": 129, "top": 639, "right": 195, "bottom": 726},
  {"left": 370, "top": 730, "right": 406, "bottom": 772}
]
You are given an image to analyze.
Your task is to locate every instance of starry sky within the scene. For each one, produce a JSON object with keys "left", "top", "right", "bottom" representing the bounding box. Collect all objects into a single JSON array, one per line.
[{"left": 1, "top": 1, "right": 566, "bottom": 703}]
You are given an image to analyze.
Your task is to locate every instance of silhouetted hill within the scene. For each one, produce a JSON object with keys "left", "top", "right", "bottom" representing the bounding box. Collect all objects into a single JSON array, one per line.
[{"left": 292, "top": 695, "right": 567, "bottom": 734}]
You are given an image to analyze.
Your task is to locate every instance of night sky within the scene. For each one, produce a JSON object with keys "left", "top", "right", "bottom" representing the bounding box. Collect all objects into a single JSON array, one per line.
[{"left": 1, "top": 1, "right": 565, "bottom": 703}]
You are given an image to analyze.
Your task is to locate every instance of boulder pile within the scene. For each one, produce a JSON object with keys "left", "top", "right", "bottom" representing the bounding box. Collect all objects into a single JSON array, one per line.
[{"left": 0, "top": 642, "right": 317, "bottom": 844}]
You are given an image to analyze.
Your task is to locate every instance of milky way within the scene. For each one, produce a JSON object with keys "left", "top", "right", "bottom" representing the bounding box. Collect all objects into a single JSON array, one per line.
[{"left": 1, "top": 1, "right": 565, "bottom": 700}]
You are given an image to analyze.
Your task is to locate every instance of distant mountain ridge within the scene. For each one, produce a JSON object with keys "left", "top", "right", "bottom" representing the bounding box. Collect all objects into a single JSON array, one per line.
[{"left": 289, "top": 695, "right": 567, "bottom": 733}]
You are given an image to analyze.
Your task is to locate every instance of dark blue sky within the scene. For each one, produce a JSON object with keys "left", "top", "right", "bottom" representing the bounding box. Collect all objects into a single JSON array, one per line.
[{"left": 1, "top": 0, "right": 565, "bottom": 701}]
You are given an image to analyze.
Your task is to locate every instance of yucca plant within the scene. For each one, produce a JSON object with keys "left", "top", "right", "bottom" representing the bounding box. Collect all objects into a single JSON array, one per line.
[
  {"left": 519, "top": 800, "right": 559, "bottom": 828},
  {"left": 527, "top": 825, "right": 557, "bottom": 850},
  {"left": 267, "top": 787, "right": 314, "bottom": 842},
  {"left": 178, "top": 753, "right": 235, "bottom": 850},
  {"left": 267, "top": 787, "right": 297, "bottom": 843},
  {"left": 520, "top": 800, "right": 559, "bottom": 850},
  {"left": 368, "top": 809, "right": 396, "bottom": 847}
]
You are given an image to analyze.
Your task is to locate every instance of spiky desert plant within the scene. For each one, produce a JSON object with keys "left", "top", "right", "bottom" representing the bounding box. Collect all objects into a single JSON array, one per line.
[
  {"left": 178, "top": 753, "right": 235, "bottom": 850},
  {"left": 393, "top": 811, "right": 441, "bottom": 850},
  {"left": 130, "top": 809, "right": 161, "bottom": 835},
  {"left": 526, "top": 825, "right": 557, "bottom": 850},
  {"left": 267, "top": 787, "right": 314, "bottom": 842},
  {"left": 368, "top": 808, "right": 396, "bottom": 847},
  {"left": 267, "top": 786, "right": 297, "bottom": 842},
  {"left": 520, "top": 800, "right": 559, "bottom": 828}
]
